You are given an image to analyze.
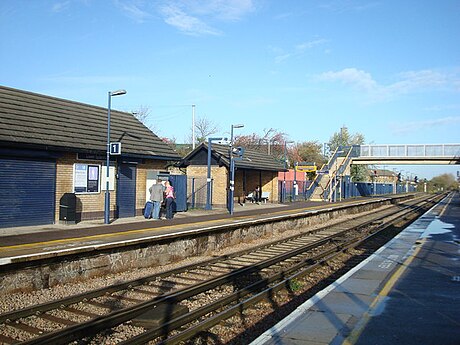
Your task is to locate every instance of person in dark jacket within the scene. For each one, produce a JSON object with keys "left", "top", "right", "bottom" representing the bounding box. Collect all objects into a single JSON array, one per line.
[{"left": 255, "top": 185, "right": 261, "bottom": 204}]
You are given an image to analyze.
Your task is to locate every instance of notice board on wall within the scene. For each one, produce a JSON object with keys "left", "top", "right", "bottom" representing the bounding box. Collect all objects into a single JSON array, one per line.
[{"left": 74, "top": 164, "right": 100, "bottom": 193}]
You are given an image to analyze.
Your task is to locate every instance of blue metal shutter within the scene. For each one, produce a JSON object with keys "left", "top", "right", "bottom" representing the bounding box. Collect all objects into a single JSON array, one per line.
[
  {"left": 117, "top": 163, "right": 136, "bottom": 218},
  {"left": 169, "top": 175, "right": 187, "bottom": 212},
  {"left": 0, "top": 158, "right": 56, "bottom": 228}
]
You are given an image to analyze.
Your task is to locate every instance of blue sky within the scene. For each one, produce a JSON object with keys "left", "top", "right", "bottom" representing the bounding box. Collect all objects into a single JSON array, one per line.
[{"left": 1, "top": 0, "right": 459, "bottom": 179}]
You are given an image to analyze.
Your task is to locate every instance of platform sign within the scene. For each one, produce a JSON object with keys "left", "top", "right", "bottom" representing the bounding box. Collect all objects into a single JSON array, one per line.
[
  {"left": 232, "top": 146, "right": 245, "bottom": 159},
  {"left": 295, "top": 162, "right": 317, "bottom": 173},
  {"left": 110, "top": 142, "right": 121, "bottom": 155}
]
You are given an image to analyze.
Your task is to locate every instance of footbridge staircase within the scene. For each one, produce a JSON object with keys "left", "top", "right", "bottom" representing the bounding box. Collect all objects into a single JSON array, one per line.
[
  {"left": 305, "top": 143, "right": 460, "bottom": 202},
  {"left": 306, "top": 146, "right": 356, "bottom": 202}
]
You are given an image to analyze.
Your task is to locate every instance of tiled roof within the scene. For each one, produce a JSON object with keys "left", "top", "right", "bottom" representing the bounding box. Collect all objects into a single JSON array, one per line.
[
  {"left": 184, "top": 142, "right": 286, "bottom": 172},
  {"left": 0, "top": 86, "right": 180, "bottom": 160}
]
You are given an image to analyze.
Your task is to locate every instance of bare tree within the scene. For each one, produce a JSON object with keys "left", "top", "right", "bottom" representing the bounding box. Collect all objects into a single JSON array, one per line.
[
  {"left": 291, "top": 141, "right": 326, "bottom": 166},
  {"left": 328, "top": 126, "right": 367, "bottom": 181},
  {"left": 190, "top": 116, "right": 220, "bottom": 144},
  {"left": 233, "top": 128, "right": 289, "bottom": 162},
  {"left": 429, "top": 173, "right": 458, "bottom": 192},
  {"left": 327, "top": 126, "right": 364, "bottom": 153},
  {"left": 132, "top": 105, "right": 159, "bottom": 134}
]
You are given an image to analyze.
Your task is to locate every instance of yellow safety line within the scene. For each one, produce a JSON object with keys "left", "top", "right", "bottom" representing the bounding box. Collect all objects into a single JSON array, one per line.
[
  {"left": 438, "top": 193, "right": 452, "bottom": 217},
  {"left": 0, "top": 219, "right": 223, "bottom": 251},
  {"left": 0, "top": 199, "right": 362, "bottom": 253},
  {"left": 342, "top": 238, "right": 426, "bottom": 345}
]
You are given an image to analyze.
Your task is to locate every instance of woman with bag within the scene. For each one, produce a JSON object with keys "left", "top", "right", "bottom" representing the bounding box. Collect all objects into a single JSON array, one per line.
[{"left": 164, "top": 180, "right": 175, "bottom": 219}]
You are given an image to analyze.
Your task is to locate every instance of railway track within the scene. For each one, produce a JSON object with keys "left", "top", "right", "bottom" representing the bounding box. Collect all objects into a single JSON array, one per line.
[{"left": 0, "top": 194, "right": 443, "bottom": 344}]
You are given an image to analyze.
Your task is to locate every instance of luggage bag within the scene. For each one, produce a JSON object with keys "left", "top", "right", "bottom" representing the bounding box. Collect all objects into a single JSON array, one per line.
[{"left": 144, "top": 200, "right": 153, "bottom": 218}]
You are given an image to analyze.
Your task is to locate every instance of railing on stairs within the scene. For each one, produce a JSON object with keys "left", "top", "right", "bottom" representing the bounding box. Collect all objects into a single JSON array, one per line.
[
  {"left": 321, "top": 146, "right": 357, "bottom": 201},
  {"left": 304, "top": 163, "right": 326, "bottom": 199},
  {"left": 305, "top": 147, "right": 343, "bottom": 200}
]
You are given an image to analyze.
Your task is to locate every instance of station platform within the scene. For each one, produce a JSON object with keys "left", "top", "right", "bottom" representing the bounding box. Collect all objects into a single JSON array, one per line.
[
  {"left": 251, "top": 192, "right": 460, "bottom": 345},
  {"left": 0, "top": 200, "right": 336, "bottom": 265}
]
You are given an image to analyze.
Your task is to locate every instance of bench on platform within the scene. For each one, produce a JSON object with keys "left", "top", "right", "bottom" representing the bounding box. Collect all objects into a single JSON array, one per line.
[
  {"left": 245, "top": 192, "right": 255, "bottom": 203},
  {"left": 260, "top": 191, "right": 270, "bottom": 203}
]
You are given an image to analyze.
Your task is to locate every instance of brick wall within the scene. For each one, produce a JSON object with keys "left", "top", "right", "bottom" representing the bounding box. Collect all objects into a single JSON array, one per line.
[
  {"left": 212, "top": 166, "right": 228, "bottom": 206},
  {"left": 55, "top": 154, "right": 168, "bottom": 221},
  {"left": 265, "top": 171, "right": 279, "bottom": 202},
  {"left": 55, "top": 153, "right": 112, "bottom": 221},
  {"left": 187, "top": 165, "right": 280, "bottom": 206},
  {"left": 243, "top": 170, "right": 278, "bottom": 203},
  {"left": 187, "top": 165, "right": 229, "bottom": 207},
  {"left": 136, "top": 161, "right": 166, "bottom": 215},
  {"left": 55, "top": 153, "right": 75, "bottom": 222}
]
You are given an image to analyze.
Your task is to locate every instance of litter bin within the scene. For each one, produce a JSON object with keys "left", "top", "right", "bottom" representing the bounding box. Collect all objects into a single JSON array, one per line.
[{"left": 59, "top": 193, "right": 77, "bottom": 224}]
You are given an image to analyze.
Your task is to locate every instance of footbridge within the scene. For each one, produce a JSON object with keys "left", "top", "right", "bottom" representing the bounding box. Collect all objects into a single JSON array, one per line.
[
  {"left": 307, "top": 143, "right": 460, "bottom": 201},
  {"left": 353, "top": 144, "right": 460, "bottom": 165}
]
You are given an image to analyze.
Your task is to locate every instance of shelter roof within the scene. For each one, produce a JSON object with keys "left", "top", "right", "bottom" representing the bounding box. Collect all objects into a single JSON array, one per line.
[
  {"left": 0, "top": 86, "right": 180, "bottom": 160},
  {"left": 182, "top": 142, "right": 285, "bottom": 172}
]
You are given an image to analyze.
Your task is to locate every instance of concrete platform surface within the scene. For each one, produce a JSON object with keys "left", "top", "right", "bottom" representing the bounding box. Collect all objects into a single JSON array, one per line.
[{"left": 251, "top": 192, "right": 460, "bottom": 345}]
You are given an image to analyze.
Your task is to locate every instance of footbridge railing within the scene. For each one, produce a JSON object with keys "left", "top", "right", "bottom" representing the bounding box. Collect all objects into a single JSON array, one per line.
[{"left": 359, "top": 144, "right": 460, "bottom": 158}]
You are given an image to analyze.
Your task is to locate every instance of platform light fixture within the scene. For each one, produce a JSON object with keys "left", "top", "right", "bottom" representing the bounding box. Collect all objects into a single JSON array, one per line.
[
  {"left": 282, "top": 140, "right": 294, "bottom": 203},
  {"left": 229, "top": 124, "right": 244, "bottom": 215},
  {"left": 104, "top": 89, "right": 126, "bottom": 224}
]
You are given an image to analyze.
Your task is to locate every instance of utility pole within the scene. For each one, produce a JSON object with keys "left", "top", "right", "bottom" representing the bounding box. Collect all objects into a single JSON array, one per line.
[{"left": 192, "top": 104, "right": 196, "bottom": 149}]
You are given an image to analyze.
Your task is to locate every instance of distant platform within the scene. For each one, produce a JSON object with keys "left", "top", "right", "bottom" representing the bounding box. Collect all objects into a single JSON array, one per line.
[{"left": 251, "top": 192, "right": 460, "bottom": 345}]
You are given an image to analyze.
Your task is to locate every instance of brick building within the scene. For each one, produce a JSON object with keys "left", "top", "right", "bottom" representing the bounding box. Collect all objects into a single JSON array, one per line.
[
  {"left": 368, "top": 168, "right": 398, "bottom": 183},
  {"left": 0, "top": 86, "right": 180, "bottom": 228},
  {"left": 182, "top": 143, "right": 285, "bottom": 208}
]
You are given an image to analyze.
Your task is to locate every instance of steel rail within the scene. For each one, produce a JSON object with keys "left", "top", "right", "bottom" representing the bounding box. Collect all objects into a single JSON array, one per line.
[
  {"left": 126, "top": 193, "right": 443, "bottom": 345},
  {"left": 0, "top": 217, "right": 341, "bottom": 325},
  {"left": 0, "top": 196, "right": 415, "bottom": 324},
  {"left": 1, "top": 194, "right": 442, "bottom": 344},
  {"left": 18, "top": 226, "right": 359, "bottom": 345}
]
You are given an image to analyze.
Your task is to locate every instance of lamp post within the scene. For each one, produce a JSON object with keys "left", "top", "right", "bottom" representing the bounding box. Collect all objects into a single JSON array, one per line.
[
  {"left": 192, "top": 104, "right": 196, "bottom": 150},
  {"left": 104, "top": 89, "right": 126, "bottom": 224},
  {"left": 229, "top": 124, "right": 244, "bottom": 215},
  {"left": 400, "top": 169, "right": 410, "bottom": 193},
  {"left": 282, "top": 141, "right": 294, "bottom": 203},
  {"left": 259, "top": 138, "right": 275, "bottom": 154},
  {"left": 392, "top": 168, "right": 399, "bottom": 194},
  {"left": 373, "top": 172, "right": 377, "bottom": 196},
  {"left": 293, "top": 162, "right": 297, "bottom": 201},
  {"left": 331, "top": 150, "right": 344, "bottom": 202}
]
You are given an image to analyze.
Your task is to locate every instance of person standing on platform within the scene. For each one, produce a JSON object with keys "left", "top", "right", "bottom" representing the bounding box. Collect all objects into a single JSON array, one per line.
[
  {"left": 164, "top": 180, "right": 175, "bottom": 219},
  {"left": 149, "top": 179, "right": 165, "bottom": 220},
  {"left": 255, "top": 185, "right": 261, "bottom": 204}
]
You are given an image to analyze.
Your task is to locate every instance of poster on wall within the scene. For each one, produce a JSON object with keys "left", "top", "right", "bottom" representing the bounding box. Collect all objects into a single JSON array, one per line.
[
  {"left": 87, "top": 165, "right": 100, "bottom": 193},
  {"left": 74, "top": 164, "right": 88, "bottom": 193},
  {"left": 74, "top": 164, "right": 100, "bottom": 193}
]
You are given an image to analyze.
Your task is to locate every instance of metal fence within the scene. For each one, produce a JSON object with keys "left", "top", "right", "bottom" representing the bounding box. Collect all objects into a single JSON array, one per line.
[
  {"left": 327, "top": 180, "right": 416, "bottom": 201},
  {"left": 279, "top": 179, "right": 415, "bottom": 203},
  {"left": 279, "top": 180, "right": 312, "bottom": 202},
  {"left": 187, "top": 177, "right": 211, "bottom": 209},
  {"left": 341, "top": 181, "right": 415, "bottom": 198}
]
